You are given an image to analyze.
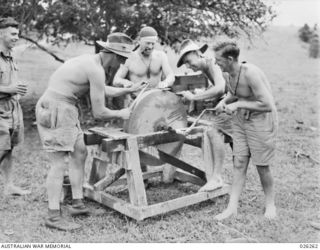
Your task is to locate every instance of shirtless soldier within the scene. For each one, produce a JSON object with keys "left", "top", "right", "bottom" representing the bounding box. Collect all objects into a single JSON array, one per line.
[
  {"left": 113, "top": 26, "right": 176, "bottom": 182},
  {"left": 213, "top": 41, "right": 278, "bottom": 220},
  {"left": 36, "top": 33, "right": 144, "bottom": 231},
  {"left": 113, "top": 26, "right": 175, "bottom": 90},
  {"left": 177, "top": 39, "right": 233, "bottom": 192}
]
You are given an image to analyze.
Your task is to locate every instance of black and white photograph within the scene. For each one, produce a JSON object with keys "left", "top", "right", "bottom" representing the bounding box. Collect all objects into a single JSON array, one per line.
[{"left": 0, "top": 0, "right": 319, "bottom": 246}]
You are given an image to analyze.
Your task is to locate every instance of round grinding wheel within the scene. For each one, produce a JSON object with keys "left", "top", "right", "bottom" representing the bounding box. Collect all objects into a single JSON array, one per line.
[{"left": 124, "top": 89, "right": 187, "bottom": 164}]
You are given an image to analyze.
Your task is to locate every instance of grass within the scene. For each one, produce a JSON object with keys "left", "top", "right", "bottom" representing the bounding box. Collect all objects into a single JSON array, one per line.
[{"left": 0, "top": 26, "right": 319, "bottom": 242}]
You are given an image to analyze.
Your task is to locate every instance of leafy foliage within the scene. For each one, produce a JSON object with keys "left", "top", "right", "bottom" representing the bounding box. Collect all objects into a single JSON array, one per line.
[{"left": 1, "top": 0, "right": 276, "bottom": 46}]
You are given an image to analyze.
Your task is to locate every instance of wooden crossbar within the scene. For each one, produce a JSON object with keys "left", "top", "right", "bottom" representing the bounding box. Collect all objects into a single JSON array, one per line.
[
  {"left": 138, "top": 185, "right": 230, "bottom": 220},
  {"left": 84, "top": 126, "right": 230, "bottom": 221},
  {"left": 84, "top": 183, "right": 229, "bottom": 221}
]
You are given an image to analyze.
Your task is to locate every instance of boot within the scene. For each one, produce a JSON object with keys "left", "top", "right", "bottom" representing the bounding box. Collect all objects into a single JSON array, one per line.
[
  {"left": 45, "top": 209, "right": 81, "bottom": 231},
  {"left": 68, "top": 199, "right": 90, "bottom": 216}
]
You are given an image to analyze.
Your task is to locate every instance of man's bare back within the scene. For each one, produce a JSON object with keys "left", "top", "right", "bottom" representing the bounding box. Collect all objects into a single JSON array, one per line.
[
  {"left": 48, "top": 54, "right": 102, "bottom": 99},
  {"left": 36, "top": 32, "right": 143, "bottom": 231}
]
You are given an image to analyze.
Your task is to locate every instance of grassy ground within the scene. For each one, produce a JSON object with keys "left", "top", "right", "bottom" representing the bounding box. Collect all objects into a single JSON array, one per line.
[{"left": 0, "top": 26, "right": 319, "bottom": 243}]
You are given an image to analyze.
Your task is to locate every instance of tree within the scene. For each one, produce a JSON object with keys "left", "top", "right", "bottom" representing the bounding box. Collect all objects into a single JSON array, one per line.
[
  {"left": 309, "top": 33, "right": 320, "bottom": 58},
  {"left": 0, "top": 0, "right": 277, "bottom": 61},
  {"left": 298, "top": 24, "right": 313, "bottom": 43}
]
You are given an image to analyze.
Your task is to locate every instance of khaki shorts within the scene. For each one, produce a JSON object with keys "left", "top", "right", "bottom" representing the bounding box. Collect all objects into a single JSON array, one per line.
[
  {"left": 0, "top": 96, "right": 24, "bottom": 150},
  {"left": 232, "top": 109, "right": 278, "bottom": 166},
  {"left": 36, "top": 90, "right": 82, "bottom": 152}
]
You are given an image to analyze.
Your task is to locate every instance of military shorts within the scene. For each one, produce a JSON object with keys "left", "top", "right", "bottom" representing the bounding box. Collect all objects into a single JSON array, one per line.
[
  {"left": 0, "top": 96, "right": 24, "bottom": 150},
  {"left": 232, "top": 109, "right": 278, "bottom": 166},
  {"left": 36, "top": 90, "right": 82, "bottom": 152}
]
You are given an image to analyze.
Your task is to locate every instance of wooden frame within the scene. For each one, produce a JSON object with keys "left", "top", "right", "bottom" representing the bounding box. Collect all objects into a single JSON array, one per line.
[{"left": 83, "top": 125, "right": 229, "bottom": 221}]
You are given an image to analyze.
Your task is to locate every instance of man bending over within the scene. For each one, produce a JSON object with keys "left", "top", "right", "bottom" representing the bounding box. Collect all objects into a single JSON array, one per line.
[{"left": 36, "top": 33, "right": 143, "bottom": 231}]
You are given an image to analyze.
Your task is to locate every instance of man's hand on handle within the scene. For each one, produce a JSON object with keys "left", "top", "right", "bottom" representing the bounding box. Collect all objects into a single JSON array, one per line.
[
  {"left": 215, "top": 99, "right": 227, "bottom": 114},
  {"left": 224, "top": 102, "right": 238, "bottom": 115},
  {"left": 177, "top": 90, "right": 194, "bottom": 101},
  {"left": 214, "top": 98, "right": 239, "bottom": 115},
  {"left": 128, "top": 81, "right": 147, "bottom": 93},
  {"left": 118, "top": 108, "right": 131, "bottom": 120},
  {"left": 121, "top": 79, "right": 135, "bottom": 88},
  {"left": 158, "top": 81, "right": 169, "bottom": 89}
]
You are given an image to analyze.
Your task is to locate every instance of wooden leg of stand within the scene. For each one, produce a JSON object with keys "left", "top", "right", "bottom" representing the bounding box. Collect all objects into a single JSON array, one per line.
[
  {"left": 88, "top": 157, "right": 107, "bottom": 185},
  {"left": 125, "top": 137, "right": 148, "bottom": 206}
]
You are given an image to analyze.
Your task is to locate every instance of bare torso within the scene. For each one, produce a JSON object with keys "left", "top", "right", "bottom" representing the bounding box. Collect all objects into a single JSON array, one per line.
[
  {"left": 229, "top": 62, "right": 274, "bottom": 104},
  {"left": 125, "top": 50, "right": 164, "bottom": 88},
  {"left": 47, "top": 54, "right": 102, "bottom": 98}
]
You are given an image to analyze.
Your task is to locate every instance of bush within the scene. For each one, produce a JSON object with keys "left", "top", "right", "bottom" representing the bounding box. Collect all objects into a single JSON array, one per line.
[
  {"left": 309, "top": 33, "right": 320, "bottom": 58},
  {"left": 299, "top": 24, "right": 313, "bottom": 43}
]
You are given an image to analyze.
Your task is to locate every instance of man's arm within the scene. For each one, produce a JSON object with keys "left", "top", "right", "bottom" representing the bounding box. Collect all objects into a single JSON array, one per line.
[
  {"left": 113, "top": 61, "right": 134, "bottom": 87},
  {"left": 220, "top": 91, "right": 237, "bottom": 105},
  {"left": 180, "top": 64, "right": 226, "bottom": 101},
  {"left": 195, "top": 64, "right": 226, "bottom": 100},
  {"left": 214, "top": 91, "right": 238, "bottom": 114},
  {"left": 227, "top": 69, "right": 273, "bottom": 113},
  {"left": 88, "top": 67, "right": 130, "bottom": 120},
  {"left": 105, "top": 85, "right": 132, "bottom": 97},
  {"left": 105, "top": 82, "right": 145, "bottom": 97},
  {"left": 0, "top": 83, "right": 27, "bottom": 96},
  {"left": 158, "top": 52, "right": 175, "bottom": 88}
]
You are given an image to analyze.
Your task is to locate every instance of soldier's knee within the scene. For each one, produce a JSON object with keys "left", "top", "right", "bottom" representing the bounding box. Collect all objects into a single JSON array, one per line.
[
  {"left": 74, "top": 141, "right": 87, "bottom": 159},
  {"left": 233, "top": 156, "right": 249, "bottom": 169}
]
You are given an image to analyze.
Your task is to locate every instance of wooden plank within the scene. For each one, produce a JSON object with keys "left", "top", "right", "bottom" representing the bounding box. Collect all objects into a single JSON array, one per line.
[
  {"left": 110, "top": 167, "right": 163, "bottom": 187},
  {"left": 139, "top": 150, "right": 163, "bottom": 166},
  {"left": 88, "top": 157, "right": 107, "bottom": 185},
  {"left": 172, "top": 74, "right": 208, "bottom": 93},
  {"left": 184, "top": 136, "right": 202, "bottom": 148},
  {"left": 84, "top": 131, "right": 102, "bottom": 145},
  {"left": 86, "top": 125, "right": 205, "bottom": 151},
  {"left": 93, "top": 168, "right": 126, "bottom": 191},
  {"left": 83, "top": 187, "right": 144, "bottom": 220},
  {"left": 139, "top": 185, "right": 230, "bottom": 220},
  {"left": 100, "top": 130, "right": 207, "bottom": 153},
  {"left": 158, "top": 149, "right": 207, "bottom": 181},
  {"left": 89, "top": 127, "right": 130, "bottom": 139},
  {"left": 93, "top": 147, "right": 111, "bottom": 162},
  {"left": 101, "top": 138, "right": 126, "bottom": 153},
  {"left": 101, "top": 131, "right": 184, "bottom": 153},
  {"left": 125, "top": 137, "right": 148, "bottom": 206},
  {"left": 135, "top": 131, "right": 184, "bottom": 149},
  {"left": 174, "top": 171, "right": 206, "bottom": 186},
  {"left": 100, "top": 192, "right": 144, "bottom": 220}
]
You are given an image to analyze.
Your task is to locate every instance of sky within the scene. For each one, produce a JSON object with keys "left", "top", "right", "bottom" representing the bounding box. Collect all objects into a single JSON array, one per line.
[{"left": 269, "top": 0, "right": 320, "bottom": 26}]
